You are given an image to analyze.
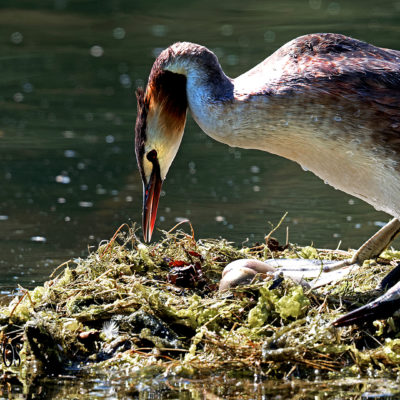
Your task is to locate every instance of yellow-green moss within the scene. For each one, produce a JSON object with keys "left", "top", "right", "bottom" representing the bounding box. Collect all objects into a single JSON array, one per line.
[{"left": 1, "top": 226, "right": 400, "bottom": 383}]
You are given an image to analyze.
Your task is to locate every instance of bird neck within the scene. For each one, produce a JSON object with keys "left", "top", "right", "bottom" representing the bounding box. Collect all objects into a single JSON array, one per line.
[
  {"left": 155, "top": 43, "right": 338, "bottom": 160},
  {"left": 156, "top": 43, "right": 294, "bottom": 154}
]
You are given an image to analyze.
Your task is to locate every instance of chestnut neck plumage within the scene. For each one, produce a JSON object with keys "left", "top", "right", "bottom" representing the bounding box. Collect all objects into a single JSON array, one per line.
[{"left": 145, "top": 35, "right": 400, "bottom": 220}]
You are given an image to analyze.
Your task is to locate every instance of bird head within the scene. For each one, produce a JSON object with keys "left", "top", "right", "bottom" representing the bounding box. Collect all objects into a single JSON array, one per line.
[{"left": 135, "top": 69, "right": 187, "bottom": 242}]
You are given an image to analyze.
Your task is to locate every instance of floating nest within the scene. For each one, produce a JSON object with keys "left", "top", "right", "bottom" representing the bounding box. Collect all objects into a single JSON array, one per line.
[{"left": 1, "top": 221, "right": 400, "bottom": 385}]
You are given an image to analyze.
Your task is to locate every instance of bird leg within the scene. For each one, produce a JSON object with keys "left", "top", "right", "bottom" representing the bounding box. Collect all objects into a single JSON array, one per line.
[
  {"left": 275, "top": 217, "right": 400, "bottom": 286},
  {"left": 333, "top": 264, "right": 400, "bottom": 326},
  {"left": 331, "top": 219, "right": 400, "bottom": 326},
  {"left": 322, "top": 217, "right": 400, "bottom": 272},
  {"left": 220, "top": 218, "right": 400, "bottom": 291}
]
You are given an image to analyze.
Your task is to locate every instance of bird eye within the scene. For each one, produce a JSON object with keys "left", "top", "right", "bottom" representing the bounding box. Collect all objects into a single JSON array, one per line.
[{"left": 146, "top": 150, "right": 157, "bottom": 162}]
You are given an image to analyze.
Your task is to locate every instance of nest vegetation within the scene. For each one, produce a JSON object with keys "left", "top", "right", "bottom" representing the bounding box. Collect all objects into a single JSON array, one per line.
[{"left": 1, "top": 221, "right": 400, "bottom": 383}]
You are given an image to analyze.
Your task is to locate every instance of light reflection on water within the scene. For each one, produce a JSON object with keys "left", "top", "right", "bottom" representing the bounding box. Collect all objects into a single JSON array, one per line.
[{"left": 6, "top": 369, "right": 400, "bottom": 399}]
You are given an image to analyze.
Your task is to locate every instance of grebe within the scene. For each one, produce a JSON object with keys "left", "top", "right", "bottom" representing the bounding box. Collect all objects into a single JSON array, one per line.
[{"left": 135, "top": 33, "right": 400, "bottom": 325}]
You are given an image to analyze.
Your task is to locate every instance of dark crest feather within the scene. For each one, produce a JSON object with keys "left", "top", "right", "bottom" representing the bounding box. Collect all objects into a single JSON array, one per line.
[{"left": 135, "top": 87, "right": 148, "bottom": 181}]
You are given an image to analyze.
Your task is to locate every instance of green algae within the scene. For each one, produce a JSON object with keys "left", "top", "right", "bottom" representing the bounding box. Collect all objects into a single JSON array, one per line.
[
  {"left": 245, "top": 283, "right": 310, "bottom": 329},
  {"left": 276, "top": 285, "right": 310, "bottom": 319},
  {"left": 1, "top": 225, "right": 400, "bottom": 385},
  {"left": 248, "top": 285, "right": 278, "bottom": 328}
]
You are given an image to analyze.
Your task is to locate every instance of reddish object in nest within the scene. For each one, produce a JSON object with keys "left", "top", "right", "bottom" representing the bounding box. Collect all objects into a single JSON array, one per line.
[
  {"left": 167, "top": 262, "right": 206, "bottom": 288},
  {"left": 168, "top": 260, "right": 189, "bottom": 267},
  {"left": 266, "top": 237, "right": 288, "bottom": 252}
]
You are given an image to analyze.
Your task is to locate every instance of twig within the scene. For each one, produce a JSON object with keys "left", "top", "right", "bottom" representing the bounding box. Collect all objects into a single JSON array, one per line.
[
  {"left": 167, "top": 219, "right": 195, "bottom": 242},
  {"left": 8, "top": 287, "right": 34, "bottom": 320},
  {"left": 100, "top": 223, "right": 131, "bottom": 258},
  {"left": 265, "top": 212, "right": 288, "bottom": 243},
  {"left": 50, "top": 259, "right": 73, "bottom": 278}
]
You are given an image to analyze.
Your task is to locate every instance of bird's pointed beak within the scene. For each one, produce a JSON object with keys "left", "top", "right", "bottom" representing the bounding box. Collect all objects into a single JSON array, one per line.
[{"left": 142, "top": 166, "right": 163, "bottom": 242}]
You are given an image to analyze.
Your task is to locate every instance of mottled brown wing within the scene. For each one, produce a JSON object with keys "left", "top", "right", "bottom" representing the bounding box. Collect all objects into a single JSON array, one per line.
[{"left": 269, "top": 33, "right": 400, "bottom": 145}]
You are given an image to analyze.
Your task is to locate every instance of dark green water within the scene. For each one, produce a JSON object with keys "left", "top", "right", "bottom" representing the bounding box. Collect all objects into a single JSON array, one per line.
[{"left": 2, "top": 1, "right": 400, "bottom": 397}]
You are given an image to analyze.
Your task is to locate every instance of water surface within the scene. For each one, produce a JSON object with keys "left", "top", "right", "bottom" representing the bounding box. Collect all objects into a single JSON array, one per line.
[{"left": 1, "top": 0, "right": 399, "bottom": 290}]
